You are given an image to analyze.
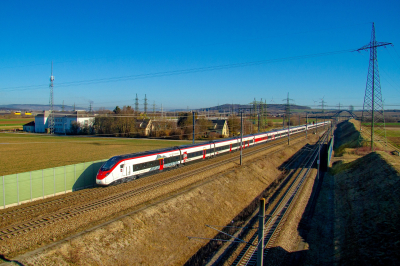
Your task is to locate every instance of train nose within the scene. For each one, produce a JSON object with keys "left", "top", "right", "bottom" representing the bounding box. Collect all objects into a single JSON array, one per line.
[{"left": 96, "top": 170, "right": 110, "bottom": 180}]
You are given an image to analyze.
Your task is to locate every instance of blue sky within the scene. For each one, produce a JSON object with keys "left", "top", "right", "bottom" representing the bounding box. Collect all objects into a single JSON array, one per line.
[{"left": 0, "top": 0, "right": 399, "bottom": 111}]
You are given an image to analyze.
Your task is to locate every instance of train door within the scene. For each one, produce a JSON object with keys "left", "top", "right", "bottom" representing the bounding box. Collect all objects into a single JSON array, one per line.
[
  {"left": 203, "top": 149, "right": 206, "bottom": 159},
  {"left": 119, "top": 164, "right": 125, "bottom": 180},
  {"left": 159, "top": 158, "right": 164, "bottom": 170}
]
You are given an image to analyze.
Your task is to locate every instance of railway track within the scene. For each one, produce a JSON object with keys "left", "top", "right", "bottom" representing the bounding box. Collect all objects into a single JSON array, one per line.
[
  {"left": 231, "top": 130, "right": 329, "bottom": 266},
  {"left": 0, "top": 131, "right": 311, "bottom": 241}
]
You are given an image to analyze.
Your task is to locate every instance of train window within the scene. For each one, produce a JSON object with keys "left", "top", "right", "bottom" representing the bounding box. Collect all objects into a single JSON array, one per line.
[{"left": 120, "top": 164, "right": 124, "bottom": 169}]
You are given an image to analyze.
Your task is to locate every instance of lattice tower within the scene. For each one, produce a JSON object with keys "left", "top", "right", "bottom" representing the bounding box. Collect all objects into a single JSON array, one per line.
[{"left": 357, "top": 23, "right": 392, "bottom": 150}]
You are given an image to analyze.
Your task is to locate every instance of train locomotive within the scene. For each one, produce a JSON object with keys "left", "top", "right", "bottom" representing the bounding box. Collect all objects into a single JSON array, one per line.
[{"left": 96, "top": 121, "right": 330, "bottom": 186}]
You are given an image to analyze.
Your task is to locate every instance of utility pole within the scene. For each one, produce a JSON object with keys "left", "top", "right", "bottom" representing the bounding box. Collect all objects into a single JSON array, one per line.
[
  {"left": 257, "top": 198, "right": 265, "bottom": 266},
  {"left": 358, "top": 22, "right": 391, "bottom": 151},
  {"left": 240, "top": 111, "right": 243, "bottom": 166},
  {"left": 192, "top": 112, "right": 195, "bottom": 144},
  {"left": 62, "top": 100, "right": 65, "bottom": 112},
  {"left": 48, "top": 61, "right": 55, "bottom": 134},
  {"left": 306, "top": 113, "right": 308, "bottom": 138}
]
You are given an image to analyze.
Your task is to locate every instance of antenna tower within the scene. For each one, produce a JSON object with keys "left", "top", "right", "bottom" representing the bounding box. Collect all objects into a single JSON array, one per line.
[
  {"left": 135, "top": 94, "right": 139, "bottom": 113},
  {"left": 48, "top": 61, "right": 55, "bottom": 134},
  {"left": 357, "top": 23, "right": 392, "bottom": 150}
]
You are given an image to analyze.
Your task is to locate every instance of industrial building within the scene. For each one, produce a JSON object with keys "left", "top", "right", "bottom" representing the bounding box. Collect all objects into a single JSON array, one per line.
[{"left": 34, "top": 111, "right": 95, "bottom": 134}]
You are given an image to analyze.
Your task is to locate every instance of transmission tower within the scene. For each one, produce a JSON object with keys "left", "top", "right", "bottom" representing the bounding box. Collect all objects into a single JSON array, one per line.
[
  {"left": 282, "top": 93, "right": 294, "bottom": 144},
  {"left": 153, "top": 101, "right": 156, "bottom": 119},
  {"left": 144, "top": 94, "right": 148, "bottom": 114},
  {"left": 48, "top": 61, "right": 55, "bottom": 134},
  {"left": 135, "top": 94, "right": 139, "bottom": 113},
  {"left": 320, "top": 98, "right": 326, "bottom": 127},
  {"left": 357, "top": 22, "right": 392, "bottom": 151}
]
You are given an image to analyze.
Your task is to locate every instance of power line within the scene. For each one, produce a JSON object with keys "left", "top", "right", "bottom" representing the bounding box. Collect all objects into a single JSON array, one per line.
[{"left": 0, "top": 47, "right": 359, "bottom": 92}]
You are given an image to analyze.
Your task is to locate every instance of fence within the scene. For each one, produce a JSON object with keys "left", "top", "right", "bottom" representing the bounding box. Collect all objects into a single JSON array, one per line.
[{"left": 1, "top": 160, "right": 106, "bottom": 209}]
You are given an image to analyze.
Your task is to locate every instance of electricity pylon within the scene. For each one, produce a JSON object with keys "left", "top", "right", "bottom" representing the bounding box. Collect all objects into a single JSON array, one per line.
[
  {"left": 283, "top": 92, "right": 294, "bottom": 145},
  {"left": 135, "top": 94, "right": 139, "bottom": 113},
  {"left": 357, "top": 22, "right": 392, "bottom": 151}
]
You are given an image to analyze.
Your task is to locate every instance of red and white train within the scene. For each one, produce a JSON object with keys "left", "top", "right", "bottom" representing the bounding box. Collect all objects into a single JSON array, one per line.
[{"left": 96, "top": 121, "right": 330, "bottom": 186}]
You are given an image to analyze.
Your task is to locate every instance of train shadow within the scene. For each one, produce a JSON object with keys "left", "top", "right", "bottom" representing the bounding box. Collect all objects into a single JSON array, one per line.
[{"left": 72, "top": 161, "right": 104, "bottom": 191}]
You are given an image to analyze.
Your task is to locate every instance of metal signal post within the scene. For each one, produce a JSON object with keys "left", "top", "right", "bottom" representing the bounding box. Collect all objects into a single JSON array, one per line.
[{"left": 240, "top": 112, "right": 243, "bottom": 166}]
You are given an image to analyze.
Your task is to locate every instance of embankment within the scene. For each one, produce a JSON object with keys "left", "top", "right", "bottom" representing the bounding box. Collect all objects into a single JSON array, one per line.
[
  {"left": 303, "top": 120, "right": 400, "bottom": 265},
  {"left": 11, "top": 136, "right": 320, "bottom": 266}
]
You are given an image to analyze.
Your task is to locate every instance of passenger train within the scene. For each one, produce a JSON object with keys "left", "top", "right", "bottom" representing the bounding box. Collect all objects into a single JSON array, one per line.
[{"left": 96, "top": 121, "right": 330, "bottom": 186}]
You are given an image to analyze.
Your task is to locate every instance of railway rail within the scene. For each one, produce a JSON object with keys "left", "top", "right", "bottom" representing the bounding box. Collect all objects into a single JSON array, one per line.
[
  {"left": 231, "top": 129, "right": 330, "bottom": 266},
  {"left": 0, "top": 131, "right": 312, "bottom": 241}
]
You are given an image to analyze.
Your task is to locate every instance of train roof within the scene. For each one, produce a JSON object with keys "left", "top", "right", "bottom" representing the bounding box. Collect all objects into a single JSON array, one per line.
[
  {"left": 178, "top": 141, "right": 214, "bottom": 149},
  {"left": 113, "top": 146, "right": 179, "bottom": 160}
]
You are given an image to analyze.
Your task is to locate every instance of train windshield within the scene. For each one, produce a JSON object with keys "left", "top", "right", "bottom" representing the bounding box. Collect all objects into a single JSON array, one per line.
[{"left": 101, "top": 157, "right": 119, "bottom": 171}]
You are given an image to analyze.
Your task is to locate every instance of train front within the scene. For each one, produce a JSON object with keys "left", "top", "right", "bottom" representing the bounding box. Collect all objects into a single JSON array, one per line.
[{"left": 96, "top": 156, "right": 119, "bottom": 186}]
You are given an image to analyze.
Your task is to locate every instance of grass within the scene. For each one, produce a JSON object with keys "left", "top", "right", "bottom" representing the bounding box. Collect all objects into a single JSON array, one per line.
[
  {"left": 0, "top": 133, "right": 190, "bottom": 176},
  {"left": 362, "top": 122, "right": 400, "bottom": 127},
  {"left": 385, "top": 127, "right": 400, "bottom": 148},
  {"left": 0, "top": 118, "right": 33, "bottom": 130}
]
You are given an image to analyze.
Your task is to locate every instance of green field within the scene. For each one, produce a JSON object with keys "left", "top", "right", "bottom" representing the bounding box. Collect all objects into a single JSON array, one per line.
[
  {"left": 0, "top": 133, "right": 190, "bottom": 176},
  {"left": 382, "top": 127, "right": 400, "bottom": 149},
  {"left": 0, "top": 118, "right": 33, "bottom": 130},
  {"left": 362, "top": 122, "right": 400, "bottom": 127}
]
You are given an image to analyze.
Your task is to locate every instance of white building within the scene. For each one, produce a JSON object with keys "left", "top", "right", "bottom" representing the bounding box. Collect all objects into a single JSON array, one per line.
[{"left": 35, "top": 111, "right": 95, "bottom": 134}]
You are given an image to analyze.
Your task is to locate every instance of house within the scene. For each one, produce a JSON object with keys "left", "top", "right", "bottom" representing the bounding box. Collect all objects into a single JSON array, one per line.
[
  {"left": 35, "top": 111, "right": 95, "bottom": 134},
  {"left": 136, "top": 119, "right": 154, "bottom": 136},
  {"left": 23, "top": 121, "right": 35, "bottom": 132},
  {"left": 209, "top": 119, "right": 229, "bottom": 137}
]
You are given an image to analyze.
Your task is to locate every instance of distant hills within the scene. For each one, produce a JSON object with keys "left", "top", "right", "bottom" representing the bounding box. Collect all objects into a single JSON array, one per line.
[
  {"left": 0, "top": 104, "right": 75, "bottom": 111},
  {"left": 1, "top": 103, "right": 312, "bottom": 114},
  {"left": 190, "top": 103, "right": 312, "bottom": 115}
]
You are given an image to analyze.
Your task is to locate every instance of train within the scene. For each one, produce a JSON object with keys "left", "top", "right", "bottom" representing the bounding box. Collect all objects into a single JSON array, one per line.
[{"left": 96, "top": 121, "right": 330, "bottom": 186}]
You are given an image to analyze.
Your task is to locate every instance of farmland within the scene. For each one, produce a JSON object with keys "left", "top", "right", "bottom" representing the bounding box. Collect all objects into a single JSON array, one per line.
[
  {"left": 385, "top": 127, "right": 400, "bottom": 148},
  {"left": 0, "top": 118, "right": 33, "bottom": 130},
  {"left": 0, "top": 133, "right": 190, "bottom": 176}
]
